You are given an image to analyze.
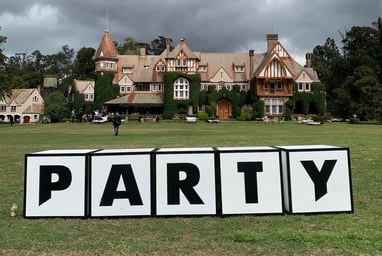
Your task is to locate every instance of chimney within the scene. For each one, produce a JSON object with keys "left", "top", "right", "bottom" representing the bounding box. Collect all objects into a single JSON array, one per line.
[
  {"left": 267, "top": 34, "right": 278, "bottom": 52},
  {"left": 166, "top": 38, "right": 171, "bottom": 53},
  {"left": 249, "top": 49, "right": 254, "bottom": 78},
  {"left": 305, "top": 53, "right": 312, "bottom": 68},
  {"left": 139, "top": 43, "right": 146, "bottom": 58}
]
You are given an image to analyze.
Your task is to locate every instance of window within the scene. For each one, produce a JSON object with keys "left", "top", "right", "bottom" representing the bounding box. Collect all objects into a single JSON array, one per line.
[
  {"left": 123, "top": 67, "right": 133, "bottom": 74},
  {"left": 173, "top": 78, "right": 189, "bottom": 100},
  {"left": 156, "top": 65, "right": 165, "bottom": 72},
  {"left": 152, "top": 83, "right": 163, "bottom": 92},
  {"left": 136, "top": 84, "right": 150, "bottom": 91},
  {"left": 85, "top": 93, "right": 94, "bottom": 101},
  {"left": 11, "top": 106, "right": 16, "bottom": 112},
  {"left": 198, "top": 66, "right": 207, "bottom": 72},
  {"left": 298, "top": 82, "right": 311, "bottom": 92},
  {"left": 106, "top": 62, "right": 115, "bottom": 69},
  {"left": 0, "top": 105, "right": 6, "bottom": 111},
  {"left": 235, "top": 66, "right": 244, "bottom": 72},
  {"left": 264, "top": 98, "right": 284, "bottom": 115},
  {"left": 266, "top": 80, "right": 282, "bottom": 93},
  {"left": 33, "top": 96, "right": 39, "bottom": 102}
]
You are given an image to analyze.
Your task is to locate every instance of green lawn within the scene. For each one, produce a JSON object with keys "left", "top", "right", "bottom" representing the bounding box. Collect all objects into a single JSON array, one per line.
[{"left": 0, "top": 121, "right": 381, "bottom": 255}]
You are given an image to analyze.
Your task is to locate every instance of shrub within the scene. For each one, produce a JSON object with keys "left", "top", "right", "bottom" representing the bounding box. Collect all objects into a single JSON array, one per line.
[
  {"left": 197, "top": 112, "right": 209, "bottom": 121},
  {"left": 237, "top": 112, "right": 251, "bottom": 121}
]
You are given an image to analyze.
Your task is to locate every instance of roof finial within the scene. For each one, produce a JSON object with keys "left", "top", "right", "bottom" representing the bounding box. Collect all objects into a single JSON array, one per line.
[{"left": 106, "top": 8, "right": 109, "bottom": 32}]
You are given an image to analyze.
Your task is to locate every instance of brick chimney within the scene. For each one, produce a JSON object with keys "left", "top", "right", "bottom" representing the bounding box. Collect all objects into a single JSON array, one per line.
[
  {"left": 267, "top": 34, "right": 278, "bottom": 52},
  {"left": 139, "top": 43, "right": 146, "bottom": 58},
  {"left": 166, "top": 38, "right": 171, "bottom": 53},
  {"left": 305, "top": 53, "right": 312, "bottom": 68},
  {"left": 249, "top": 49, "right": 254, "bottom": 77}
]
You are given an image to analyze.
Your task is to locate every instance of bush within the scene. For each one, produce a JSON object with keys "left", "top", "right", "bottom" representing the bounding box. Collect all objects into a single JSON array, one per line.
[
  {"left": 128, "top": 113, "right": 140, "bottom": 120},
  {"left": 236, "top": 112, "right": 251, "bottom": 121},
  {"left": 197, "top": 112, "right": 209, "bottom": 121}
]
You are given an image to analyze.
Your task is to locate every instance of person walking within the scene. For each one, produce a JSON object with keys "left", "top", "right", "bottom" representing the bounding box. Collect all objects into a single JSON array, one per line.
[{"left": 113, "top": 112, "right": 122, "bottom": 136}]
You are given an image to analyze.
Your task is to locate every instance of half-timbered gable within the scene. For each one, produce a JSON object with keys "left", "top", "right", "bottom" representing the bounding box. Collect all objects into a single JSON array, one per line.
[{"left": 165, "top": 38, "right": 200, "bottom": 73}]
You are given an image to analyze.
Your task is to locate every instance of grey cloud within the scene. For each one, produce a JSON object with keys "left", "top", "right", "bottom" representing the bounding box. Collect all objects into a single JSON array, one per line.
[{"left": 0, "top": 0, "right": 381, "bottom": 63}]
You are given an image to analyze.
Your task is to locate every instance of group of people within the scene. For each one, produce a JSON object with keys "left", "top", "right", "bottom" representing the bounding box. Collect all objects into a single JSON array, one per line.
[{"left": 71, "top": 109, "right": 107, "bottom": 123}]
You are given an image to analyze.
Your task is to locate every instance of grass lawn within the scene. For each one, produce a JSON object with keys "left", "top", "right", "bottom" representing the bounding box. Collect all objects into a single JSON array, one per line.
[{"left": 0, "top": 120, "right": 381, "bottom": 255}]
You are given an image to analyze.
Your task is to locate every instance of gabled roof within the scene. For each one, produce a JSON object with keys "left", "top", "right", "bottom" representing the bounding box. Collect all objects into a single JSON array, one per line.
[
  {"left": 10, "top": 89, "right": 41, "bottom": 105},
  {"left": 255, "top": 52, "right": 293, "bottom": 78},
  {"left": 95, "top": 30, "right": 118, "bottom": 59},
  {"left": 74, "top": 80, "right": 95, "bottom": 93},
  {"left": 166, "top": 38, "right": 199, "bottom": 60},
  {"left": 116, "top": 55, "right": 166, "bottom": 84}
]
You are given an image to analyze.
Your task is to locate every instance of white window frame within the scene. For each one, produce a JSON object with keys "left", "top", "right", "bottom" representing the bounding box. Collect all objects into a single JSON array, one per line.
[
  {"left": 264, "top": 98, "right": 284, "bottom": 115},
  {"left": 234, "top": 66, "right": 245, "bottom": 73},
  {"left": 173, "top": 78, "right": 189, "bottom": 100}
]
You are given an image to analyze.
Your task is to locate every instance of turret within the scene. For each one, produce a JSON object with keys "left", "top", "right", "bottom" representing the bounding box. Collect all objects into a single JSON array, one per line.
[{"left": 95, "top": 30, "right": 118, "bottom": 72}]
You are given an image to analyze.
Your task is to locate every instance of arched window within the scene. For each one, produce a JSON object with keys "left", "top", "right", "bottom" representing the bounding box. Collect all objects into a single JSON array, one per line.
[{"left": 173, "top": 78, "right": 189, "bottom": 100}]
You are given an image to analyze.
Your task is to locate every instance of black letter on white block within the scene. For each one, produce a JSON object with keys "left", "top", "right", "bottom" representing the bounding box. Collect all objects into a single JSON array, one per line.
[
  {"left": 167, "top": 163, "right": 204, "bottom": 205},
  {"left": 100, "top": 165, "right": 143, "bottom": 206},
  {"left": 237, "top": 162, "right": 263, "bottom": 204},
  {"left": 301, "top": 160, "right": 337, "bottom": 201},
  {"left": 39, "top": 165, "right": 72, "bottom": 205}
]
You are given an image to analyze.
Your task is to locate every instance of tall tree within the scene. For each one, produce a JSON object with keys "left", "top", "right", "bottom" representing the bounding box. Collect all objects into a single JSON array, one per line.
[
  {"left": 117, "top": 37, "right": 138, "bottom": 55},
  {"left": 73, "top": 47, "right": 96, "bottom": 78},
  {"left": 0, "top": 26, "right": 6, "bottom": 66},
  {"left": 149, "top": 36, "right": 173, "bottom": 55}
]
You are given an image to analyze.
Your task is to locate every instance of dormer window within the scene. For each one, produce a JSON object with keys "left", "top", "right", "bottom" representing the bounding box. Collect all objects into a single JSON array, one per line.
[
  {"left": 156, "top": 65, "right": 166, "bottom": 72},
  {"left": 122, "top": 67, "right": 133, "bottom": 74},
  {"left": 235, "top": 66, "right": 245, "bottom": 73},
  {"left": 198, "top": 65, "right": 207, "bottom": 72},
  {"left": 298, "top": 82, "right": 311, "bottom": 92}
]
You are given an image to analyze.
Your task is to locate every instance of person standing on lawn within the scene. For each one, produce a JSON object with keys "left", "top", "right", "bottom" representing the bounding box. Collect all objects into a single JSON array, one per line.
[{"left": 113, "top": 112, "right": 122, "bottom": 136}]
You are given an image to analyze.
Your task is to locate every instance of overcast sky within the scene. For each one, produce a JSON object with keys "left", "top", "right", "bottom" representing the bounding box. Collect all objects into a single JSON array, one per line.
[{"left": 0, "top": 0, "right": 381, "bottom": 64}]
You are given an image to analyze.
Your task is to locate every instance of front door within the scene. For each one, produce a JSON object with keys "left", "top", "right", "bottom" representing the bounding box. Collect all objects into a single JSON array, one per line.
[{"left": 217, "top": 100, "right": 230, "bottom": 119}]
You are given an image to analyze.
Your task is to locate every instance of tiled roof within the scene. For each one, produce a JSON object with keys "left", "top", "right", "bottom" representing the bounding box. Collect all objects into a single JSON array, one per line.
[
  {"left": 166, "top": 38, "right": 199, "bottom": 60},
  {"left": 104, "top": 93, "right": 164, "bottom": 105},
  {"left": 95, "top": 30, "right": 118, "bottom": 59},
  {"left": 10, "top": 89, "right": 37, "bottom": 104},
  {"left": 74, "top": 79, "right": 95, "bottom": 93}
]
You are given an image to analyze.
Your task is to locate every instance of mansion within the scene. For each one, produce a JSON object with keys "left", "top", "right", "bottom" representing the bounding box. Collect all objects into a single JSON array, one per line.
[{"left": 94, "top": 31, "right": 321, "bottom": 119}]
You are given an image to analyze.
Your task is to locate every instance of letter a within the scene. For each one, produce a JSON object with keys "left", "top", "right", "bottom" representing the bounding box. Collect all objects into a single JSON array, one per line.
[{"left": 100, "top": 165, "right": 143, "bottom": 206}]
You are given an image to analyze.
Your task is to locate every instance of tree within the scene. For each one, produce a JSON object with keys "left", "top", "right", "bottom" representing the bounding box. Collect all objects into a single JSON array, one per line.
[
  {"left": 44, "top": 91, "right": 67, "bottom": 123},
  {"left": 342, "top": 26, "right": 380, "bottom": 72},
  {"left": 149, "top": 36, "right": 173, "bottom": 55},
  {"left": 312, "top": 38, "right": 347, "bottom": 114},
  {"left": 117, "top": 37, "right": 138, "bottom": 55},
  {"left": 73, "top": 47, "right": 96, "bottom": 78},
  {"left": 0, "top": 26, "right": 7, "bottom": 65}
]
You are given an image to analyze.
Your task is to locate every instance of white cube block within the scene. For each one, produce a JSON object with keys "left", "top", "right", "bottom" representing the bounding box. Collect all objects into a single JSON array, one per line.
[{"left": 277, "top": 145, "right": 353, "bottom": 214}]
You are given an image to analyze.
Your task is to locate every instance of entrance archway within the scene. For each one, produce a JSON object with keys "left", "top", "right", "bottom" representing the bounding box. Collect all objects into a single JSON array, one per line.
[{"left": 217, "top": 100, "right": 231, "bottom": 120}]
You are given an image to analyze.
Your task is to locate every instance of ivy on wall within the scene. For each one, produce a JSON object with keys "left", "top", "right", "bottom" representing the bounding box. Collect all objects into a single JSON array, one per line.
[
  {"left": 163, "top": 73, "right": 201, "bottom": 119},
  {"left": 290, "top": 82, "right": 326, "bottom": 115},
  {"left": 163, "top": 73, "right": 253, "bottom": 119}
]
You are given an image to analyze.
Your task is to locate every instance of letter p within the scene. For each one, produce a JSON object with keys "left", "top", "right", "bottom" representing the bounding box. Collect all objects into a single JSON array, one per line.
[{"left": 39, "top": 165, "right": 72, "bottom": 205}]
